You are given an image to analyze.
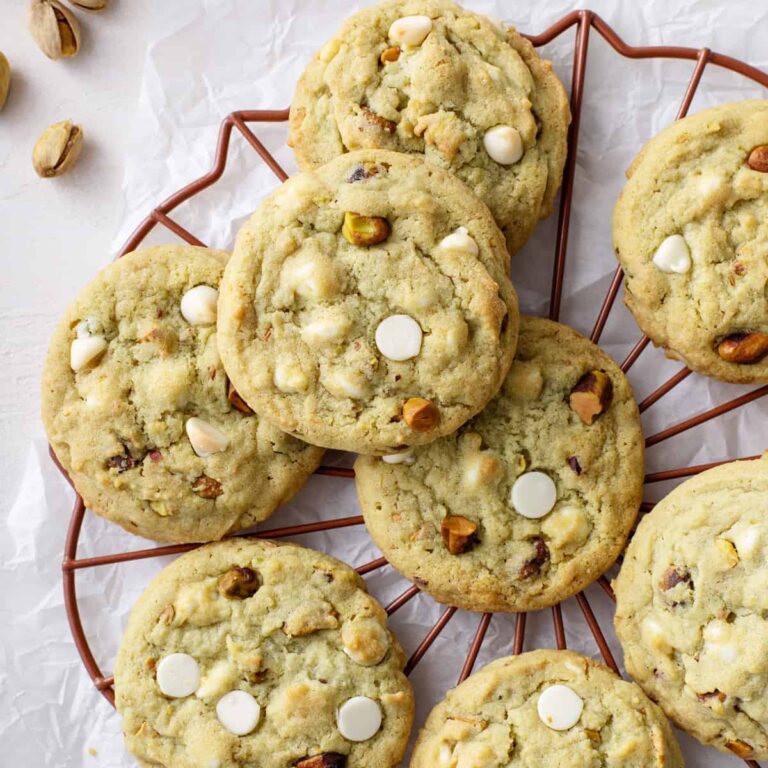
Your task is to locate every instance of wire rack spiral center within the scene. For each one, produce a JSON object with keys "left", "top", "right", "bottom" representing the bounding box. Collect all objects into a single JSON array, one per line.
[{"left": 57, "top": 10, "right": 768, "bottom": 767}]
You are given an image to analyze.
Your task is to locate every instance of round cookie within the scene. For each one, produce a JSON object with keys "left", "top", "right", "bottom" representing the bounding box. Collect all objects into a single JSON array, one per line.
[
  {"left": 354, "top": 316, "right": 643, "bottom": 612},
  {"left": 42, "top": 246, "right": 324, "bottom": 544},
  {"left": 614, "top": 454, "right": 768, "bottom": 760},
  {"left": 613, "top": 100, "right": 768, "bottom": 383},
  {"left": 410, "top": 650, "right": 684, "bottom": 767},
  {"left": 289, "top": 0, "right": 571, "bottom": 256},
  {"left": 114, "top": 538, "right": 414, "bottom": 768},
  {"left": 217, "top": 149, "right": 519, "bottom": 455}
]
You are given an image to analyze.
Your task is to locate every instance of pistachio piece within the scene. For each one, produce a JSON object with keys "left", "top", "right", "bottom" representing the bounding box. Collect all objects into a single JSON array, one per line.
[
  {"left": 696, "top": 689, "right": 726, "bottom": 704},
  {"left": 716, "top": 331, "right": 768, "bottom": 364},
  {"left": 68, "top": 0, "right": 107, "bottom": 10},
  {"left": 441, "top": 515, "right": 478, "bottom": 555},
  {"left": 33, "top": 120, "right": 83, "bottom": 178},
  {"left": 294, "top": 754, "right": 347, "bottom": 768},
  {"left": 567, "top": 455, "right": 582, "bottom": 475},
  {"left": 342, "top": 212, "right": 390, "bottom": 246},
  {"left": 106, "top": 446, "right": 138, "bottom": 473},
  {"left": 569, "top": 370, "right": 613, "bottom": 425},
  {"left": 726, "top": 739, "right": 754, "bottom": 758},
  {"left": 0, "top": 52, "right": 10, "bottom": 111},
  {"left": 361, "top": 107, "right": 396, "bottom": 134},
  {"left": 402, "top": 397, "right": 438, "bottom": 431},
  {"left": 29, "top": 0, "right": 81, "bottom": 59},
  {"left": 192, "top": 475, "right": 223, "bottom": 499},
  {"left": 747, "top": 145, "right": 768, "bottom": 172},
  {"left": 347, "top": 163, "right": 381, "bottom": 183},
  {"left": 658, "top": 566, "right": 692, "bottom": 592},
  {"left": 227, "top": 381, "right": 253, "bottom": 415},
  {"left": 379, "top": 46, "right": 401, "bottom": 64},
  {"left": 518, "top": 536, "right": 550, "bottom": 579},
  {"left": 217, "top": 567, "right": 260, "bottom": 599}
]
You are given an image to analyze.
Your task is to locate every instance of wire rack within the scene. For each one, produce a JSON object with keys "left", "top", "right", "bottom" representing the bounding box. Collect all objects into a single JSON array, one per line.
[{"left": 56, "top": 10, "right": 768, "bottom": 766}]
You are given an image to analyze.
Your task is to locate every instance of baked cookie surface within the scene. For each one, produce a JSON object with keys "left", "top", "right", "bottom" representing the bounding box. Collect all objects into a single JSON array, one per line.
[
  {"left": 354, "top": 317, "right": 643, "bottom": 612},
  {"left": 613, "top": 100, "right": 768, "bottom": 383},
  {"left": 289, "top": 0, "right": 570, "bottom": 256},
  {"left": 114, "top": 538, "right": 414, "bottom": 767},
  {"left": 42, "top": 246, "right": 323, "bottom": 544},
  {"left": 409, "top": 649, "right": 683, "bottom": 768},
  {"left": 217, "top": 149, "right": 519, "bottom": 455},
  {"left": 614, "top": 454, "right": 768, "bottom": 760}
]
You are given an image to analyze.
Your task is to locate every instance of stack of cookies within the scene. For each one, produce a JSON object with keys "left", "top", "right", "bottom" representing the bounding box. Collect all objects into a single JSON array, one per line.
[{"left": 40, "top": 0, "right": 768, "bottom": 765}]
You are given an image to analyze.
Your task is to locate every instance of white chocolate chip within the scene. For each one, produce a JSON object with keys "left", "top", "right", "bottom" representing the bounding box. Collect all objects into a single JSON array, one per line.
[
  {"left": 438, "top": 226, "right": 479, "bottom": 256},
  {"left": 274, "top": 362, "right": 309, "bottom": 393},
  {"left": 641, "top": 616, "right": 672, "bottom": 654},
  {"left": 382, "top": 451, "right": 415, "bottom": 465},
  {"left": 375, "top": 314, "right": 422, "bottom": 362},
  {"left": 300, "top": 315, "right": 351, "bottom": 346},
  {"left": 341, "top": 619, "right": 390, "bottom": 666},
  {"left": 541, "top": 505, "right": 590, "bottom": 554},
  {"left": 70, "top": 336, "right": 108, "bottom": 372},
  {"left": 483, "top": 125, "right": 523, "bottom": 165},
  {"left": 156, "top": 653, "right": 200, "bottom": 698},
  {"left": 438, "top": 743, "right": 453, "bottom": 766},
  {"left": 74, "top": 319, "right": 94, "bottom": 338},
  {"left": 180, "top": 285, "right": 218, "bottom": 326},
  {"left": 337, "top": 696, "right": 382, "bottom": 742},
  {"left": 195, "top": 660, "right": 237, "bottom": 701},
  {"left": 510, "top": 472, "right": 557, "bottom": 519},
  {"left": 537, "top": 684, "right": 584, "bottom": 731},
  {"left": 185, "top": 417, "right": 229, "bottom": 458},
  {"left": 652, "top": 234, "right": 691, "bottom": 274},
  {"left": 322, "top": 369, "right": 370, "bottom": 400},
  {"left": 731, "top": 524, "right": 761, "bottom": 559},
  {"left": 389, "top": 15, "right": 432, "bottom": 47},
  {"left": 216, "top": 690, "right": 262, "bottom": 736}
]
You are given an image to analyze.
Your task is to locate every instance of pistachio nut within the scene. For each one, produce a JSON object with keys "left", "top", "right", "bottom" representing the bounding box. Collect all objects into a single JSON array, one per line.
[
  {"left": 68, "top": 0, "right": 107, "bottom": 10},
  {"left": 32, "top": 120, "right": 84, "bottom": 178},
  {"left": 0, "top": 52, "right": 10, "bottom": 111},
  {"left": 29, "top": 0, "right": 81, "bottom": 60}
]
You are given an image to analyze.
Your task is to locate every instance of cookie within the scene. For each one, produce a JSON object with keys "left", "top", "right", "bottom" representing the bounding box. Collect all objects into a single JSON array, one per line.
[
  {"left": 114, "top": 538, "right": 414, "bottom": 768},
  {"left": 289, "top": 0, "right": 570, "bottom": 256},
  {"left": 42, "top": 245, "right": 324, "bottom": 544},
  {"left": 613, "top": 100, "right": 768, "bottom": 383},
  {"left": 354, "top": 316, "right": 643, "bottom": 612},
  {"left": 217, "top": 149, "right": 519, "bottom": 455},
  {"left": 614, "top": 454, "right": 768, "bottom": 760},
  {"left": 410, "top": 649, "right": 684, "bottom": 767}
]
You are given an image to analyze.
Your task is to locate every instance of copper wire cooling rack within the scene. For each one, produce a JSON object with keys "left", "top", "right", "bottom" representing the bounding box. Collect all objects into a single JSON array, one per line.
[{"left": 57, "top": 10, "right": 768, "bottom": 766}]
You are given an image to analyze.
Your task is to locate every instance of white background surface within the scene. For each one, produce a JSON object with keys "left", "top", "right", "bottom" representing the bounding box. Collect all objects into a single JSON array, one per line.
[{"left": 1, "top": 0, "right": 767, "bottom": 765}]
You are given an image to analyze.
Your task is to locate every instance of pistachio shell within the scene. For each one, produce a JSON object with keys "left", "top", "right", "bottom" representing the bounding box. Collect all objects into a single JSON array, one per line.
[
  {"left": 29, "top": 0, "right": 81, "bottom": 60},
  {"left": 0, "top": 52, "right": 10, "bottom": 111},
  {"left": 32, "top": 120, "right": 84, "bottom": 178},
  {"left": 68, "top": 0, "right": 107, "bottom": 10}
]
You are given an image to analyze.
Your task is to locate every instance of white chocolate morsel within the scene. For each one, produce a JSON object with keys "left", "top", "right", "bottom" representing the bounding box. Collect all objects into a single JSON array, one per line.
[
  {"left": 510, "top": 471, "right": 557, "bottom": 519},
  {"left": 537, "top": 684, "right": 584, "bottom": 731},
  {"left": 156, "top": 653, "right": 200, "bottom": 698},
  {"left": 382, "top": 450, "right": 415, "bottom": 465},
  {"left": 483, "top": 125, "right": 523, "bottom": 165},
  {"left": 389, "top": 15, "right": 432, "bottom": 47},
  {"left": 438, "top": 743, "right": 453, "bottom": 766},
  {"left": 300, "top": 315, "right": 351, "bottom": 346},
  {"left": 70, "top": 335, "right": 108, "bottom": 371},
  {"left": 730, "top": 524, "right": 761, "bottom": 559},
  {"left": 274, "top": 362, "right": 309, "bottom": 393},
  {"left": 341, "top": 618, "right": 390, "bottom": 666},
  {"left": 437, "top": 226, "right": 479, "bottom": 256},
  {"left": 541, "top": 505, "right": 590, "bottom": 554},
  {"left": 375, "top": 314, "right": 423, "bottom": 361},
  {"left": 641, "top": 616, "right": 673, "bottom": 655},
  {"left": 652, "top": 234, "right": 691, "bottom": 274},
  {"left": 216, "top": 690, "right": 262, "bottom": 736},
  {"left": 322, "top": 369, "right": 370, "bottom": 400},
  {"left": 337, "top": 696, "right": 383, "bottom": 741},
  {"left": 185, "top": 417, "right": 229, "bottom": 458},
  {"left": 180, "top": 285, "right": 218, "bottom": 325}
]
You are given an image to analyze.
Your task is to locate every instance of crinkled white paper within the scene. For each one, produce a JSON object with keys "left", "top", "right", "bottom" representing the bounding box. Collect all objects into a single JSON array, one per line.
[{"left": 5, "top": 0, "right": 768, "bottom": 764}]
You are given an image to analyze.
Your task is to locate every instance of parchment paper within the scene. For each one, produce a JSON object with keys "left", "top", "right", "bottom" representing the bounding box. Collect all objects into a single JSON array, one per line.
[{"left": 5, "top": 0, "right": 768, "bottom": 764}]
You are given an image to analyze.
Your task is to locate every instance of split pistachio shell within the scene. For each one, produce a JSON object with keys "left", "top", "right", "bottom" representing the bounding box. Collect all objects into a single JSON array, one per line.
[
  {"left": 29, "top": 0, "right": 81, "bottom": 60},
  {"left": 0, "top": 52, "right": 10, "bottom": 111},
  {"left": 32, "top": 120, "right": 84, "bottom": 177}
]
